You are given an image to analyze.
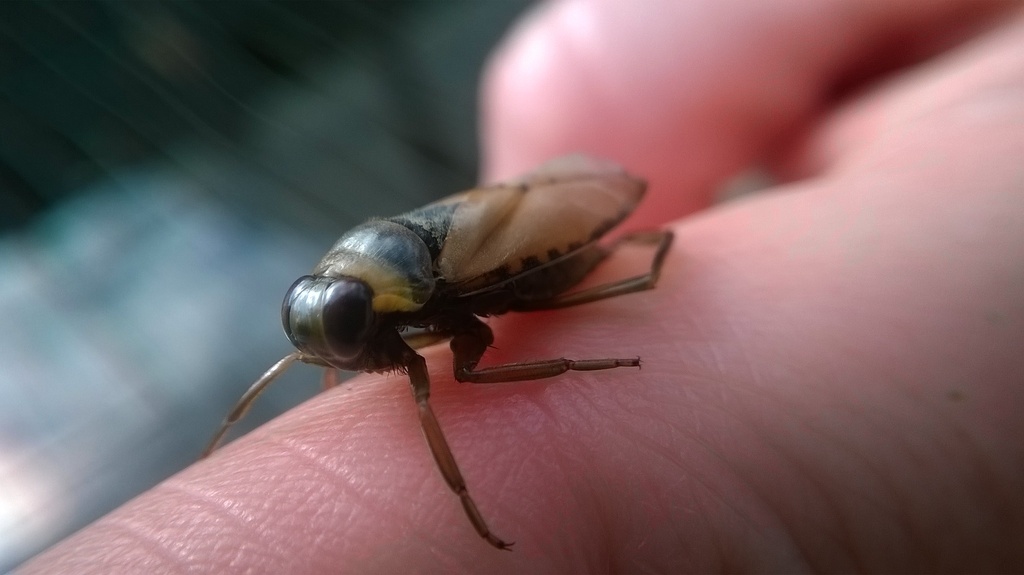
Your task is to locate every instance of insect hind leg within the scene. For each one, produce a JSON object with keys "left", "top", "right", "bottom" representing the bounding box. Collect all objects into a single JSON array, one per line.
[
  {"left": 451, "top": 316, "right": 640, "bottom": 384},
  {"left": 512, "top": 230, "right": 673, "bottom": 311}
]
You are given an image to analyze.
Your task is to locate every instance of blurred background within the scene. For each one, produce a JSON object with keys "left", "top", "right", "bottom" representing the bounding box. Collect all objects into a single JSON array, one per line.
[{"left": 0, "top": 1, "right": 530, "bottom": 569}]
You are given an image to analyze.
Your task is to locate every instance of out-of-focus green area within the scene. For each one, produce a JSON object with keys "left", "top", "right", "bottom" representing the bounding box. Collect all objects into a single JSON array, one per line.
[{"left": 0, "top": 1, "right": 524, "bottom": 234}]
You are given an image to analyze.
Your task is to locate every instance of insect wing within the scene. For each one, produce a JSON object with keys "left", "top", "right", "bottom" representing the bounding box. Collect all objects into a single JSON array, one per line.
[{"left": 435, "top": 155, "right": 645, "bottom": 292}]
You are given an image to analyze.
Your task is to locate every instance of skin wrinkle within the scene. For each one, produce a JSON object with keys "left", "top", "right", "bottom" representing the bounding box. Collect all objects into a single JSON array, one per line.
[
  {"left": 267, "top": 434, "right": 375, "bottom": 503},
  {"left": 513, "top": 382, "right": 611, "bottom": 556},
  {"left": 694, "top": 320, "right": 736, "bottom": 383},
  {"left": 749, "top": 405, "right": 877, "bottom": 571},
  {"left": 393, "top": 523, "right": 459, "bottom": 575},
  {"left": 601, "top": 416, "right": 714, "bottom": 561},
  {"left": 630, "top": 405, "right": 799, "bottom": 569},
  {"left": 935, "top": 405, "right": 1022, "bottom": 548},
  {"left": 258, "top": 436, "right": 375, "bottom": 537},
  {"left": 876, "top": 392, "right": 964, "bottom": 545},
  {"left": 518, "top": 390, "right": 586, "bottom": 515},
  {"left": 268, "top": 377, "right": 455, "bottom": 504},
  {"left": 672, "top": 260, "right": 772, "bottom": 390},
  {"left": 158, "top": 481, "right": 265, "bottom": 540},
  {"left": 898, "top": 389, "right": 1021, "bottom": 566},
  {"left": 694, "top": 365, "right": 902, "bottom": 569},
  {"left": 840, "top": 407, "right": 946, "bottom": 562},
  {"left": 918, "top": 431, "right": 999, "bottom": 567},
  {"left": 189, "top": 440, "right": 396, "bottom": 572},
  {"left": 82, "top": 518, "right": 186, "bottom": 574},
  {"left": 687, "top": 277, "right": 769, "bottom": 384},
  {"left": 567, "top": 386, "right": 633, "bottom": 569},
  {"left": 136, "top": 488, "right": 273, "bottom": 573},
  {"left": 170, "top": 491, "right": 279, "bottom": 568},
  {"left": 856, "top": 388, "right": 959, "bottom": 563},
  {"left": 742, "top": 415, "right": 855, "bottom": 567},
  {"left": 682, "top": 476, "right": 731, "bottom": 575},
  {"left": 420, "top": 540, "right": 472, "bottom": 575},
  {"left": 482, "top": 416, "right": 566, "bottom": 557},
  {"left": 810, "top": 383, "right": 969, "bottom": 566},
  {"left": 635, "top": 476, "right": 696, "bottom": 570},
  {"left": 259, "top": 428, "right": 469, "bottom": 573},
  {"left": 687, "top": 406, "right": 824, "bottom": 570},
  {"left": 157, "top": 483, "right": 302, "bottom": 572},
  {"left": 754, "top": 371, "right": 919, "bottom": 566},
  {"left": 559, "top": 388, "right": 664, "bottom": 573}
]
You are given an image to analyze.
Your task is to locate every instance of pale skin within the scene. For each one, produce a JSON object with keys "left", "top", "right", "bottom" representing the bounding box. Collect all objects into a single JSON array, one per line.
[{"left": 22, "top": 1, "right": 1024, "bottom": 572}]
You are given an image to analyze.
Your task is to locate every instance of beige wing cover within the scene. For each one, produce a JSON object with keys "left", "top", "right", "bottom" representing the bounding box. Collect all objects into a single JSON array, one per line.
[{"left": 435, "top": 155, "right": 645, "bottom": 290}]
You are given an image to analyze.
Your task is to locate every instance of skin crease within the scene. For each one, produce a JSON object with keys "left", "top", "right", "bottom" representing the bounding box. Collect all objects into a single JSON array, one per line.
[{"left": 22, "top": 1, "right": 1024, "bottom": 573}]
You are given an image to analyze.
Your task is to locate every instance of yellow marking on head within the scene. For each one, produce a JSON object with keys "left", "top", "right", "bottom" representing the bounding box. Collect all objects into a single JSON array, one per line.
[
  {"left": 325, "top": 260, "right": 425, "bottom": 313},
  {"left": 372, "top": 293, "right": 420, "bottom": 313}
]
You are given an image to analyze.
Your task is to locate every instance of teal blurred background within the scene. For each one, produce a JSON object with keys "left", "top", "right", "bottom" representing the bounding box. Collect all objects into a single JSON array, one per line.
[{"left": 0, "top": 1, "right": 529, "bottom": 569}]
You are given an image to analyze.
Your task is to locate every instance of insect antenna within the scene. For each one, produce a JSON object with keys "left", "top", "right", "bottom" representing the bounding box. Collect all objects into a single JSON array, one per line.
[{"left": 201, "top": 352, "right": 303, "bottom": 458}]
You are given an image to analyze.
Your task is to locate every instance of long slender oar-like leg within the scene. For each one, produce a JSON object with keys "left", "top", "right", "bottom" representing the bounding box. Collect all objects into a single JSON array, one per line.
[
  {"left": 514, "top": 230, "right": 673, "bottom": 311},
  {"left": 201, "top": 352, "right": 304, "bottom": 458},
  {"left": 451, "top": 317, "right": 640, "bottom": 384},
  {"left": 399, "top": 341, "right": 513, "bottom": 550}
]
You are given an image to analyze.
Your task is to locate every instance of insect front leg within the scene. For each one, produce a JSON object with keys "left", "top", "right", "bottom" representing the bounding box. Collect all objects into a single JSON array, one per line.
[
  {"left": 401, "top": 343, "right": 514, "bottom": 550},
  {"left": 451, "top": 316, "right": 640, "bottom": 384},
  {"left": 322, "top": 367, "right": 343, "bottom": 391},
  {"left": 513, "top": 230, "right": 673, "bottom": 311}
]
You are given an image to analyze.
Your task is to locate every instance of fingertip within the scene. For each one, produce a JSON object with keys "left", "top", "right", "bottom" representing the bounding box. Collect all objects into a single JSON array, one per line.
[
  {"left": 480, "top": 0, "right": 589, "bottom": 180},
  {"left": 479, "top": 0, "right": 786, "bottom": 225},
  {"left": 480, "top": 0, "right": 1013, "bottom": 227}
]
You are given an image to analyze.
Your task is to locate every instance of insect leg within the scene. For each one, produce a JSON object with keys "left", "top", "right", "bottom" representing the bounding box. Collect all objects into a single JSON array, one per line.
[
  {"left": 201, "top": 352, "right": 303, "bottom": 458},
  {"left": 403, "top": 345, "right": 514, "bottom": 550},
  {"left": 322, "top": 367, "right": 343, "bottom": 391},
  {"left": 514, "top": 230, "right": 673, "bottom": 311},
  {"left": 451, "top": 317, "right": 640, "bottom": 384}
]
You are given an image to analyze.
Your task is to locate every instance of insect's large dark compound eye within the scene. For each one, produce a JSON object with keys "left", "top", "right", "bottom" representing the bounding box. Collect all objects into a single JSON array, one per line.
[
  {"left": 282, "top": 275, "right": 375, "bottom": 363},
  {"left": 320, "top": 279, "right": 373, "bottom": 358}
]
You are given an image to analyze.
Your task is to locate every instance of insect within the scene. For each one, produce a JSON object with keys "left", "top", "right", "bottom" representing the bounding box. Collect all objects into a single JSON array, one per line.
[{"left": 202, "top": 154, "right": 673, "bottom": 550}]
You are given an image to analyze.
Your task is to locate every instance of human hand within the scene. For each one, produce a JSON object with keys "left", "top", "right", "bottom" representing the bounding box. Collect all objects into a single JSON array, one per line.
[{"left": 22, "top": 1, "right": 1024, "bottom": 572}]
